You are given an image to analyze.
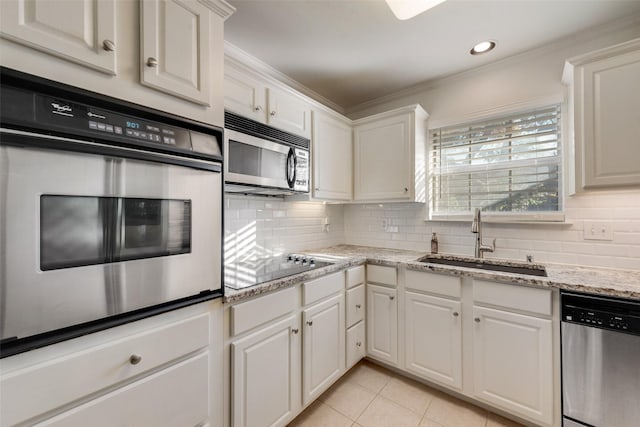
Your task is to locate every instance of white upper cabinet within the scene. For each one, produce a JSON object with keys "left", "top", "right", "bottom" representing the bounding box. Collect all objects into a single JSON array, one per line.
[
  {"left": 141, "top": 0, "right": 230, "bottom": 106},
  {"left": 224, "top": 64, "right": 312, "bottom": 138},
  {"left": 0, "top": 0, "right": 117, "bottom": 74},
  {"left": 563, "top": 38, "right": 640, "bottom": 192},
  {"left": 353, "top": 105, "right": 428, "bottom": 202},
  {"left": 311, "top": 111, "right": 353, "bottom": 201}
]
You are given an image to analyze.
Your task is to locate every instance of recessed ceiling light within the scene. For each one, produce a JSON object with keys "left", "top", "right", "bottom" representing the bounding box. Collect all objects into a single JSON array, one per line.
[{"left": 470, "top": 41, "right": 496, "bottom": 55}]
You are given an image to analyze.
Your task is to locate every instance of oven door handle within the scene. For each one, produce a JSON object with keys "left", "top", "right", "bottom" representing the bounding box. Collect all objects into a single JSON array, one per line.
[{"left": 286, "top": 147, "right": 297, "bottom": 189}]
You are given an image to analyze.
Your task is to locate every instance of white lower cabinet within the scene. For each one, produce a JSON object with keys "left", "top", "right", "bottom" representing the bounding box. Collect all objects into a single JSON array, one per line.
[
  {"left": 346, "top": 320, "right": 366, "bottom": 369},
  {"left": 231, "top": 314, "right": 301, "bottom": 427},
  {"left": 36, "top": 353, "right": 209, "bottom": 427},
  {"left": 302, "top": 293, "right": 345, "bottom": 405},
  {"left": 405, "top": 291, "right": 462, "bottom": 390},
  {"left": 472, "top": 305, "right": 553, "bottom": 425},
  {"left": 367, "top": 283, "right": 398, "bottom": 365}
]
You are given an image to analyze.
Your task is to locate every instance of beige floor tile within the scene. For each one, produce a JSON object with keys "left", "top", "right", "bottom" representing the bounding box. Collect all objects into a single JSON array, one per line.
[
  {"left": 287, "top": 401, "right": 352, "bottom": 427},
  {"left": 486, "top": 411, "right": 526, "bottom": 427},
  {"left": 379, "top": 376, "right": 433, "bottom": 416},
  {"left": 424, "top": 394, "right": 487, "bottom": 427},
  {"left": 418, "top": 419, "right": 445, "bottom": 427},
  {"left": 356, "top": 395, "right": 422, "bottom": 427},
  {"left": 344, "top": 361, "right": 391, "bottom": 393},
  {"left": 320, "top": 378, "right": 376, "bottom": 420}
]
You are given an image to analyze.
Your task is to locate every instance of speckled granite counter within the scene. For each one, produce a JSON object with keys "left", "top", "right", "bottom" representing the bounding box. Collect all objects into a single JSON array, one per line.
[{"left": 223, "top": 244, "right": 640, "bottom": 303}]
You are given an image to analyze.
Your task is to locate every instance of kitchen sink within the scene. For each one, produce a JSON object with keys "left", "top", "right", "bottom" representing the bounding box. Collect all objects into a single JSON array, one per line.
[{"left": 417, "top": 255, "right": 547, "bottom": 277}]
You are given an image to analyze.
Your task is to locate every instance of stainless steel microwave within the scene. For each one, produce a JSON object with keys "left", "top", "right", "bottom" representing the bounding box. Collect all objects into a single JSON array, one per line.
[{"left": 224, "top": 111, "right": 309, "bottom": 195}]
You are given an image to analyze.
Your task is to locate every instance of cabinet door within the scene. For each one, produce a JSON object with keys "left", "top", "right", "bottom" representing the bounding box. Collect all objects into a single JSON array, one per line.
[
  {"left": 354, "top": 113, "right": 411, "bottom": 201},
  {"left": 35, "top": 353, "right": 210, "bottom": 427},
  {"left": 140, "top": 0, "right": 213, "bottom": 105},
  {"left": 302, "top": 293, "right": 345, "bottom": 405},
  {"left": 346, "top": 321, "right": 366, "bottom": 369},
  {"left": 366, "top": 284, "right": 398, "bottom": 365},
  {"left": 472, "top": 306, "right": 553, "bottom": 426},
  {"left": 224, "top": 67, "right": 268, "bottom": 123},
  {"left": 312, "top": 111, "right": 353, "bottom": 200},
  {"left": 267, "top": 87, "right": 312, "bottom": 138},
  {"left": 0, "top": 0, "right": 116, "bottom": 74},
  {"left": 232, "top": 314, "right": 301, "bottom": 427},
  {"left": 580, "top": 49, "right": 640, "bottom": 188},
  {"left": 346, "top": 284, "right": 365, "bottom": 328},
  {"left": 405, "top": 292, "right": 462, "bottom": 390}
]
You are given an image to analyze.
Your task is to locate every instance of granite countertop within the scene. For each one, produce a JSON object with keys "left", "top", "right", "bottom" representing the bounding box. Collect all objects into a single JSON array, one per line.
[{"left": 223, "top": 244, "right": 640, "bottom": 303}]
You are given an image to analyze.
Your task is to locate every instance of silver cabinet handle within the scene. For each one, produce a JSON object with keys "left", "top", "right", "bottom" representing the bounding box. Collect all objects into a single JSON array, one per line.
[
  {"left": 389, "top": 295, "right": 395, "bottom": 300},
  {"left": 129, "top": 354, "right": 142, "bottom": 365},
  {"left": 102, "top": 39, "right": 115, "bottom": 52},
  {"left": 453, "top": 312, "right": 459, "bottom": 317},
  {"left": 474, "top": 317, "right": 481, "bottom": 323},
  {"left": 292, "top": 328, "right": 299, "bottom": 334},
  {"left": 356, "top": 304, "right": 362, "bottom": 309},
  {"left": 306, "top": 320, "right": 313, "bottom": 326},
  {"left": 254, "top": 105, "right": 262, "bottom": 112},
  {"left": 146, "top": 57, "right": 158, "bottom": 68},
  {"left": 270, "top": 110, "right": 277, "bottom": 117}
]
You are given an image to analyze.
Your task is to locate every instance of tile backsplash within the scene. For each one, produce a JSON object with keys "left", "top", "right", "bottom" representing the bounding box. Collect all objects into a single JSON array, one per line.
[{"left": 224, "top": 189, "right": 640, "bottom": 270}]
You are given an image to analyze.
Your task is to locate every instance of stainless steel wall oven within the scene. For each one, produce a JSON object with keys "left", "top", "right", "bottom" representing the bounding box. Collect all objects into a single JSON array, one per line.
[{"left": 0, "top": 68, "right": 224, "bottom": 357}]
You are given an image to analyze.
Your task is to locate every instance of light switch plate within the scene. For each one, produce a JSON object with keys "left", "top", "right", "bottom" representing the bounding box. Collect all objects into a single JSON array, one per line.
[{"left": 583, "top": 221, "right": 613, "bottom": 241}]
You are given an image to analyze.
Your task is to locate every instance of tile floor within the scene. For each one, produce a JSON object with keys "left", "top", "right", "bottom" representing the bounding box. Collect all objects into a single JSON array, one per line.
[{"left": 288, "top": 360, "right": 525, "bottom": 427}]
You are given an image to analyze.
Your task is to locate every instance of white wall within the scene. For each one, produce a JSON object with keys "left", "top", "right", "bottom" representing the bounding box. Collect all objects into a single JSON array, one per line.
[{"left": 224, "top": 195, "right": 344, "bottom": 264}]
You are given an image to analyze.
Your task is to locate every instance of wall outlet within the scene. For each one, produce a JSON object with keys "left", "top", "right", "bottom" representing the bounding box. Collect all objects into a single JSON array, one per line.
[{"left": 583, "top": 221, "right": 613, "bottom": 241}]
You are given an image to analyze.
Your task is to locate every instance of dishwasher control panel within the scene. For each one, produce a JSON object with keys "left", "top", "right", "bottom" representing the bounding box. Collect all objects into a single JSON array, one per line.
[{"left": 562, "top": 292, "right": 640, "bottom": 336}]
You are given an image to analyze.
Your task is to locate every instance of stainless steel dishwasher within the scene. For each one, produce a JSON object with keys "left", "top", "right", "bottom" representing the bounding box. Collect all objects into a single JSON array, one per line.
[{"left": 561, "top": 292, "right": 640, "bottom": 427}]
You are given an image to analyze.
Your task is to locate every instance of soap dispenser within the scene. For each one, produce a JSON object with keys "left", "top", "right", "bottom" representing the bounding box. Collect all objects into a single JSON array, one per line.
[{"left": 431, "top": 232, "right": 438, "bottom": 254}]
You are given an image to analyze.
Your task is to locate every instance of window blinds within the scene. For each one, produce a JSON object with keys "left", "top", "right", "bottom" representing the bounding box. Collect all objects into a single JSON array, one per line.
[{"left": 429, "top": 105, "right": 561, "bottom": 216}]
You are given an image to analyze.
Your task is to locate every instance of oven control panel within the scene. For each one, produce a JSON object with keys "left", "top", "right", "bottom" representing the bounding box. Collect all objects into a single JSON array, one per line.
[{"left": 562, "top": 292, "right": 640, "bottom": 335}]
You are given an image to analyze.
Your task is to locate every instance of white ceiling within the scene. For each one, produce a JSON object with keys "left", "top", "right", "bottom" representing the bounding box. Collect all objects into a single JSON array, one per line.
[{"left": 224, "top": 0, "right": 640, "bottom": 110}]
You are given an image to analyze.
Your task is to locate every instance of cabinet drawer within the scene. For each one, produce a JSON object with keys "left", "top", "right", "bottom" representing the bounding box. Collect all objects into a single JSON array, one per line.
[
  {"left": 36, "top": 352, "right": 210, "bottom": 427},
  {"left": 346, "top": 321, "right": 365, "bottom": 369},
  {"left": 1, "top": 312, "right": 210, "bottom": 426},
  {"left": 303, "top": 271, "right": 345, "bottom": 306},
  {"left": 405, "top": 270, "right": 461, "bottom": 298},
  {"left": 346, "top": 284, "right": 365, "bottom": 328},
  {"left": 346, "top": 265, "right": 365, "bottom": 289},
  {"left": 231, "top": 287, "right": 297, "bottom": 336},
  {"left": 473, "top": 280, "right": 552, "bottom": 316},
  {"left": 367, "top": 264, "right": 397, "bottom": 286}
]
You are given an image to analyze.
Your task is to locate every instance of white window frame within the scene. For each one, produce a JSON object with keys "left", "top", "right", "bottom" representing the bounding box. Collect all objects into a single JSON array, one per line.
[{"left": 427, "top": 97, "right": 566, "bottom": 223}]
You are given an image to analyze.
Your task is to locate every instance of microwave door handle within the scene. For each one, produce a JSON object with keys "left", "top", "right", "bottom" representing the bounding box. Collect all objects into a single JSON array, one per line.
[{"left": 286, "top": 148, "right": 297, "bottom": 189}]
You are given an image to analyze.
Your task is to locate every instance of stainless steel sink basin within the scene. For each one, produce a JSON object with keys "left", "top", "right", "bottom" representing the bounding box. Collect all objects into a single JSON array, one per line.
[{"left": 417, "top": 255, "right": 547, "bottom": 277}]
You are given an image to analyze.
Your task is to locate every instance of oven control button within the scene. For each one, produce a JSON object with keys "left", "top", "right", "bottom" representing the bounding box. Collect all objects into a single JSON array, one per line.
[{"left": 89, "top": 121, "right": 98, "bottom": 130}]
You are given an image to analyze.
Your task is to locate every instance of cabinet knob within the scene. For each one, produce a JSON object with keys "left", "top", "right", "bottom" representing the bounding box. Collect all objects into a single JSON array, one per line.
[
  {"left": 356, "top": 304, "right": 362, "bottom": 309},
  {"left": 356, "top": 341, "right": 362, "bottom": 347},
  {"left": 474, "top": 317, "right": 481, "bottom": 323},
  {"left": 270, "top": 110, "right": 277, "bottom": 117},
  {"left": 292, "top": 328, "right": 299, "bottom": 334},
  {"left": 404, "top": 187, "right": 408, "bottom": 193},
  {"left": 102, "top": 39, "right": 116, "bottom": 52},
  {"left": 453, "top": 312, "right": 459, "bottom": 317},
  {"left": 254, "top": 105, "right": 262, "bottom": 112},
  {"left": 306, "top": 320, "right": 313, "bottom": 326},
  {"left": 315, "top": 187, "right": 320, "bottom": 191},
  {"left": 146, "top": 57, "right": 159, "bottom": 68},
  {"left": 129, "top": 354, "right": 142, "bottom": 365},
  {"left": 389, "top": 295, "right": 395, "bottom": 301}
]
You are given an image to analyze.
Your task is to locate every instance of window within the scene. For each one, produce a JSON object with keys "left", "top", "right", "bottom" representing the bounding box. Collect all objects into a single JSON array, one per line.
[{"left": 429, "top": 104, "right": 562, "bottom": 220}]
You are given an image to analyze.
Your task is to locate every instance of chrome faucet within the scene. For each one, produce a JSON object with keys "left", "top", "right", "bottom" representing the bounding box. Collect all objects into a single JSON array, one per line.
[{"left": 471, "top": 208, "right": 495, "bottom": 259}]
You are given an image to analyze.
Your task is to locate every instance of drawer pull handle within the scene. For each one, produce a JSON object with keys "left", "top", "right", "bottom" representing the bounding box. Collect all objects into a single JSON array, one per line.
[
  {"left": 356, "top": 304, "right": 362, "bottom": 309},
  {"left": 102, "top": 39, "right": 115, "bottom": 52},
  {"left": 474, "top": 317, "right": 481, "bottom": 323},
  {"left": 389, "top": 295, "right": 395, "bottom": 301},
  {"left": 306, "top": 320, "right": 313, "bottom": 326},
  {"left": 453, "top": 312, "right": 459, "bottom": 317},
  {"left": 146, "top": 57, "right": 159, "bottom": 68},
  {"left": 292, "top": 328, "right": 299, "bottom": 334},
  {"left": 129, "top": 354, "right": 142, "bottom": 365}
]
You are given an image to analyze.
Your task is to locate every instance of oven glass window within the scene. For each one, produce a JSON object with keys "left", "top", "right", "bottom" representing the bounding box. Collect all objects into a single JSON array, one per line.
[{"left": 40, "top": 195, "right": 191, "bottom": 271}]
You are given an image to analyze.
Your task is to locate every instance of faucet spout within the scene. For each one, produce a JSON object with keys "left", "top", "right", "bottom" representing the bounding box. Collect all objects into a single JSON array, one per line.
[{"left": 471, "top": 208, "right": 495, "bottom": 259}]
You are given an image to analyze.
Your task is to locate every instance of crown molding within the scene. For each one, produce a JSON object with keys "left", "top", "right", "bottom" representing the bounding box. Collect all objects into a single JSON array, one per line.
[
  {"left": 199, "top": 0, "right": 235, "bottom": 19},
  {"left": 224, "top": 41, "right": 346, "bottom": 114},
  {"left": 345, "top": 12, "right": 640, "bottom": 116}
]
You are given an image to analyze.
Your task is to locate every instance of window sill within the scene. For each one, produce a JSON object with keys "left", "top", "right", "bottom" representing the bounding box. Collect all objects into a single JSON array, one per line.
[{"left": 426, "top": 212, "right": 571, "bottom": 225}]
